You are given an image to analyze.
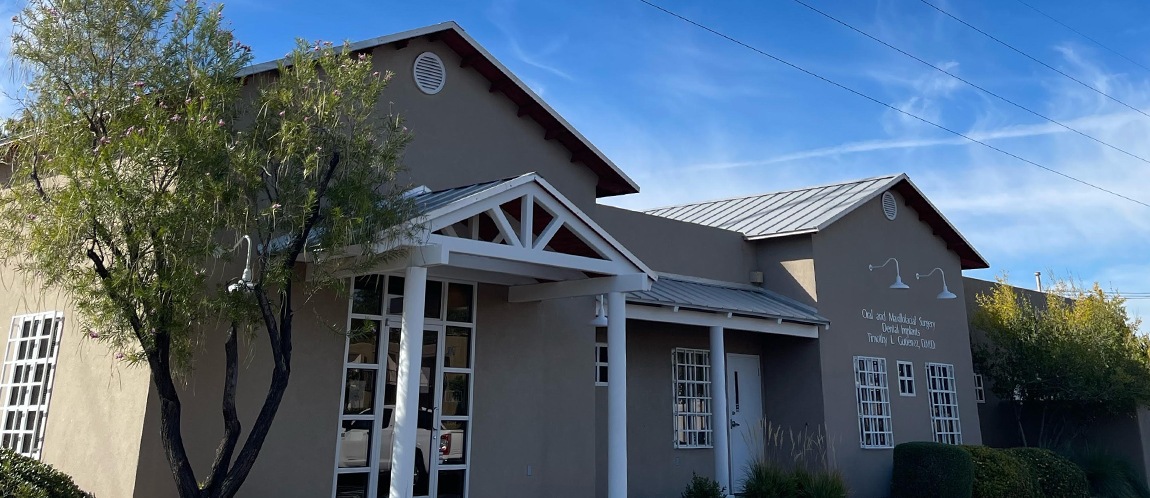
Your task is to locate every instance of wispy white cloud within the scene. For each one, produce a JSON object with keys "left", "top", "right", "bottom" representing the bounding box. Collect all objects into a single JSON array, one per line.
[{"left": 486, "top": 0, "right": 574, "bottom": 81}]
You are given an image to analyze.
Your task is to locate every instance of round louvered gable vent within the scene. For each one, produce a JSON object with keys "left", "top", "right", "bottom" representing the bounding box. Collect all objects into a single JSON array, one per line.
[
  {"left": 413, "top": 52, "right": 446, "bottom": 95},
  {"left": 882, "top": 191, "right": 897, "bottom": 220}
]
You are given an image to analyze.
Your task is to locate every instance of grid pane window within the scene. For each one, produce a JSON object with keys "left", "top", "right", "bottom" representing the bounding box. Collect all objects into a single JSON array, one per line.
[
  {"left": 594, "top": 343, "right": 608, "bottom": 386},
  {"left": 897, "top": 361, "right": 915, "bottom": 396},
  {"left": 673, "top": 348, "right": 712, "bottom": 449},
  {"left": 0, "top": 312, "right": 63, "bottom": 459},
  {"left": 974, "top": 373, "right": 986, "bottom": 403},
  {"left": 927, "top": 363, "right": 962, "bottom": 444},
  {"left": 854, "top": 356, "right": 893, "bottom": 449}
]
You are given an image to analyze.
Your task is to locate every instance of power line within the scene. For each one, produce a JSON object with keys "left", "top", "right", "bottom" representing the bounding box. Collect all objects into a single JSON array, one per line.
[
  {"left": 1014, "top": 0, "right": 1150, "bottom": 76},
  {"left": 919, "top": 0, "right": 1150, "bottom": 122},
  {"left": 634, "top": 0, "right": 1150, "bottom": 209},
  {"left": 789, "top": 0, "right": 1150, "bottom": 167}
]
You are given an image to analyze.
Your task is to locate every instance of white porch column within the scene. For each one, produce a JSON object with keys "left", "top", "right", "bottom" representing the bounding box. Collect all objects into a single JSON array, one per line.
[
  {"left": 389, "top": 266, "right": 427, "bottom": 498},
  {"left": 709, "top": 325, "right": 730, "bottom": 493},
  {"left": 607, "top": 291, "right": 628, "bottom": 498}
]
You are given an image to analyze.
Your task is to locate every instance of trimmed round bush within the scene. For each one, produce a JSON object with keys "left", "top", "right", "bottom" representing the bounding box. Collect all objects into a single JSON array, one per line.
[
  {"left": 962, "top": 445, "right": 1039, "bottom": 498},
  {"left": 1004, "top": 447, "right": 1088, "bottom": 498},
  {"left": 891, "top": 441, "right": 974, "bottom": 498},
  {"left": 0, "top": 449, "right": 90, "bottom": 498}
]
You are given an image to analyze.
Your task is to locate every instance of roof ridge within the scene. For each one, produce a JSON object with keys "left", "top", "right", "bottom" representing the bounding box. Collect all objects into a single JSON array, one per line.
[{"left": 643, "top": 173, "right": 902, "bottom": 213}]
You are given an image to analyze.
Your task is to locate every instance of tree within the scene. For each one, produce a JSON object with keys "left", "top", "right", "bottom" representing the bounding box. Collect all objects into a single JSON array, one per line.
[
  {"left": 1, "top": 0, "right": 416, "bottom": 496},
  {"left": 972, "top": 278, "right": 1150, "bottom": 448}
]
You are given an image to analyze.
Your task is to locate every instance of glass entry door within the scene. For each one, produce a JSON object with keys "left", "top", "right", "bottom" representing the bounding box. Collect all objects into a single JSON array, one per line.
[{"left": 335, "top": 275, "right": 475, "bottom": 498}]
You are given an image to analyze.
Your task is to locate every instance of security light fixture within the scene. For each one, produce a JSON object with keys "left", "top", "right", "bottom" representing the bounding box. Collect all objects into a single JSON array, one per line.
[
  {"left": 916, "top": 267, "right": 957, "bottom": 300},
  {"left": 868, "top": 258, "right": 910, "bottom": 290},
  {"left": 590, "top": 294, "right": 609, "bottom": 327},
  {"left": 227, "top": 235, "right": 255, "bottom": 293}
]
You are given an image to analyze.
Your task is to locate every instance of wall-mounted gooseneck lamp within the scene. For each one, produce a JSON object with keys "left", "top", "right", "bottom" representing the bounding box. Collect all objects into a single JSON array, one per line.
[
  {"left": 868, "top": 257, "right": 910, "bottom": 289},
  {"left": 916, "top": 267, "right": 957, "bottom": 300},
  {"left": 226, "top": 235, "right": 255, "bottom": 293},
  {"left": 590, "top": 294, "right": 609, "bottom": 327}
]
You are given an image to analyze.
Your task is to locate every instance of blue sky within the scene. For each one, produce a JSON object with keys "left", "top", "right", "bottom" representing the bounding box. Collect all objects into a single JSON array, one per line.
[{"left": 2, "top": 0, "right": 1149, "bottom": 323}]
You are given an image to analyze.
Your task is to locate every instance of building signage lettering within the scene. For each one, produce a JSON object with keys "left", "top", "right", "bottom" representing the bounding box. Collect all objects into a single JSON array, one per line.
[{"left": 860, "top": 308, "right": 937, "bottom": 349}]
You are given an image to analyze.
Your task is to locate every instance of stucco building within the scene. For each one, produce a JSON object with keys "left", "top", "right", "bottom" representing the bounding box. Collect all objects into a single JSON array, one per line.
[{"left": 1, "top": 21, "right": 1134, "bottom": 498}]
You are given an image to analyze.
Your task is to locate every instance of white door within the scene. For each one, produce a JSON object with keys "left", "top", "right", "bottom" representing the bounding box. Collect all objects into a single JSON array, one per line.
[{"left": 726, "top": 354, "right": 763, "bottom": 487}]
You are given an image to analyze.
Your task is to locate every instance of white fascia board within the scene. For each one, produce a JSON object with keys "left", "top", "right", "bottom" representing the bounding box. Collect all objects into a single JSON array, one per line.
[
  {"left": 626, "top": 305, "right": 820, "bottom": 339},
  {"left": 429, "top": 233, "right": 635, "bottom": 276}
]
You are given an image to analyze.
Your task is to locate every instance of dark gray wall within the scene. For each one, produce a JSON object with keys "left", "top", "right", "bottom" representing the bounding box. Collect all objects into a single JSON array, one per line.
[
  {"left": 593, "top": 205, "right": 755, "bottom": 283},
  {"left": 807, "top": 190, "right": 983, "bottom": 498}
]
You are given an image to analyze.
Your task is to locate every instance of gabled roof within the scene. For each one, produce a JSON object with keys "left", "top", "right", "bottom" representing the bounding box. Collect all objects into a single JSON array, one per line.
[
  {"left": 627, "top": 274, "right": 828, "bottom": 325},
  {"left": 646, "top": 174, "right": 989, "bottom": 270},
  {"left": 411, "top": 172, "right": 656, "bottom": 281},
  {"left": 239, "top": 22, "right": 639, "bottom": 198}
]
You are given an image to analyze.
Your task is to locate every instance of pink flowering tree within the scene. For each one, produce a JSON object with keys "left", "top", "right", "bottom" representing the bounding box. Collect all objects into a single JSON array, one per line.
[{"left": 1, "top": 0, "right": 414, "bottom": 496}]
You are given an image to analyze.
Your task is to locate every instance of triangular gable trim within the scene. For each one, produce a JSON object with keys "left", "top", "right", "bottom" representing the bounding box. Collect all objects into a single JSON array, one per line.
[{"left": 416, "top": 173, "right": 655, "bottom": 279}]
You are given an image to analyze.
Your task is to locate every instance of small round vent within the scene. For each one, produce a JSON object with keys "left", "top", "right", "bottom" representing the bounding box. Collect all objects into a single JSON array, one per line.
[
  {"left": 881, "top": 191, "right": 898, "bottom": 220},
  {"left": 412, "top": 52, "right": 446, "bottom": 95}
]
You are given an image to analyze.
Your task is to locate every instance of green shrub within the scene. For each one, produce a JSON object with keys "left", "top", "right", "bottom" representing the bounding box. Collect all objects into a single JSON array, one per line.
[
  {"left": 792, "top": 467, "right": 848, "bottom": 498},
  {"left": 0, "top": 449, "right": 90, "bottom": 498},
  {"left": 962, "top": 445, "right": 1039, "bottom": 498},
  {"left": 1004, "top": 447, "right": 1088, "bottom": 498},
  {"left": 682, "top": 472, "right": 727, "bottom": 498},
  {"left": 741, "top": 460, "right": 796, "bottom": 498},
  {"left": 1069, "top": 449, "right": 1150, "bottom": 498},
  {"left": 890, "top": 441, "right": 974, "bottom": 498}
]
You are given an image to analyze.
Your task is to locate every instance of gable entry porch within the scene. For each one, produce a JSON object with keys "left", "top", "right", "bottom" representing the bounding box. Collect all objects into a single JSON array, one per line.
[{"left": 329, "top": 173, "right": 654, "bottom": 498}]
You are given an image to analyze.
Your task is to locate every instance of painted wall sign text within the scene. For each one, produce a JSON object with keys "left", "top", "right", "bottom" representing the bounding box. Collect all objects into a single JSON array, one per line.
[{"left": 860, "top": 308, "right": 937, "bottom": 350}]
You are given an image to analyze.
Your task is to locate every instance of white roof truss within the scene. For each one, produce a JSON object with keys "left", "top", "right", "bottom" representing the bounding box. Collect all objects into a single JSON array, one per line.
[{"left": 398, "top": 174, "right": 655, "bottom": 299}]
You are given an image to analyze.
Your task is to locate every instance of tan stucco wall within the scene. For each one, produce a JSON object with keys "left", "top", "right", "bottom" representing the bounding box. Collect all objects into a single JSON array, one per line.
[
  {"left": 367, "top": 38, "right": 602, "bottom": 213},
  {"left": 808, "top": 190, "right": 983, "bottom": 497},
  {"left": 468, "top": 285, "right": 598, "bottom": 498},
  {"left": 755, "top": 235, "right": 817, "bottom": 308},
  {"left": 132, "top": 275, "right": 348, "bottom": 498},
  {"left": 592, "top": 205, "right": 755, "bottom": 283},
  {"left": 0, "top": 266, "right": 151, "bottom": 497}
]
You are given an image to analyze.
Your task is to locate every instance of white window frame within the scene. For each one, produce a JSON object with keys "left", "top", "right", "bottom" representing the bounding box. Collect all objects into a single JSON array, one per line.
[
  {"left": 594, "top": 342, "right": 608, "bottom": 387},
  {"left": 672, "top": 348, "right": 713, "bottom": 449},
  {"left": 974, "top": 373, "right": 986, "bottom": 403},
  {"left": 853, "top": 356, "right": 893, "bottom": 449},
  {"left": 0, "top": 312, "right": 64, "bottom": 460},
  {"left": 332, "top": 276, "right": 478, "bottom": 498},
  {"left": 926, "top": 362, "right": 962, "bottom": 445},
  {"left": 896, "top": 360, "right": 915, "bottom": 397}
]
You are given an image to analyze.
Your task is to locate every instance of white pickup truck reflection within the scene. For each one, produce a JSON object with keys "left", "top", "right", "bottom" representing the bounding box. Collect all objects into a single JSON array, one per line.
[{"left": 339, "top": 407, "right": 465, "bottom": 472}]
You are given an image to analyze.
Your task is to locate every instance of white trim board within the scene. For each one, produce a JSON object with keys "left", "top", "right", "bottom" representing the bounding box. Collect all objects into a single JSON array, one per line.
[{"left": 626, "top": 305, "right": 819, "bottom": 338}]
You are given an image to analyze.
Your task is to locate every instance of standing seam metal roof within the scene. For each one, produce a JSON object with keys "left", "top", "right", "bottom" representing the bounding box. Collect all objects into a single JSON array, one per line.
[
  {"left": 643, "top": 174, "right": 990, "bottom": 270},
  {"left": 645, "top": 175, "right": 896, "bottom": 238},
  {"left": 626, "top": 275, "right": 828, "bottom": 325}
]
